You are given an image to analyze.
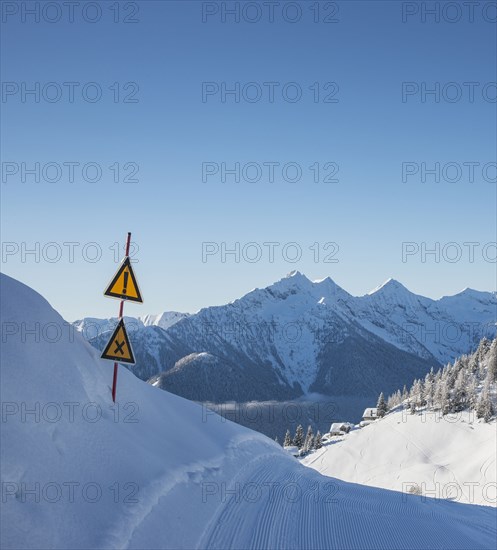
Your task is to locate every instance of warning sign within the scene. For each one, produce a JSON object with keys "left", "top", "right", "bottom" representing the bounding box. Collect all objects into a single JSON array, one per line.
[
  {"left": 104, "top": 257, "right": 143, "bottom": 303},
  {"left": 101, "top": 319, "right": 135, "bottom": 364}
]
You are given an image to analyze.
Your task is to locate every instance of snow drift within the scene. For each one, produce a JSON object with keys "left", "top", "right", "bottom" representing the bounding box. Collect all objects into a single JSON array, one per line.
[
  {"left": 1, "top": 273, "right": 496, "bottom": 549},
  {"left": 304, "top": 409, "right": 497, "bottom": 507}
]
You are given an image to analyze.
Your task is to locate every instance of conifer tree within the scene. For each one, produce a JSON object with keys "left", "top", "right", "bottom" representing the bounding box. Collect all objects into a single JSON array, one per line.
[
  {"left": 294, "top": 424, "right": 304, "bottom": 449},
  {"left": 303, "top": 425, "right": 314, "bottom": 453},
  {"left": 424, "top": 368, "right": 435, "bottom": 407},
  {"left": 440, "top": 379, "right": 452, "bottom": 415},
  {"left": 466, "top": 377, "right": 478, "bottom": 410},
  {"left": 476, "top": 393, "right": 494, "bottom": 422},
  {"left": 377, "top": 392, "right": 387, "bottom": 418},
  {"left": 396, "top": 389, "right": 402, "bottom": 406},
  {"left": 453, "top": 368, "right": 468, "bottom": 412},
  {"left": 434, "top": 372, "right": 443, "bottom": 409},
  {"left": 488, "top": 340, "right": 497, "bottom": 383},
  {"left": 477, "top": 380, "right": 495, "bottom": 422}
]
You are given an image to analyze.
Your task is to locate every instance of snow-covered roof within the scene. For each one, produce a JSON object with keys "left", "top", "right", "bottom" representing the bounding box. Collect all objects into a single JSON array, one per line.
[
  {"left": 363, "top": 408, "right": 378, "bottom": 417},
  {"left": 330, "top": 422, "right": 350, "bottom": 432}
]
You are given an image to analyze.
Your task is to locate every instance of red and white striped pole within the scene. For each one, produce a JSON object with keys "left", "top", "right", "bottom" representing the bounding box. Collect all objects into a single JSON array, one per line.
[{"left": 112, "top": 231, "right": 131, "bottom": 403}]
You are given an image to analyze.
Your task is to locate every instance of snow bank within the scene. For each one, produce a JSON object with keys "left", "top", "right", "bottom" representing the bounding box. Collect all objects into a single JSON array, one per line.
[
  {"left": 0, "top": 274, "right": 274, "bottom": 549},
  {"left": 304, "top": 408, "right": 497, "bottom": 507}
]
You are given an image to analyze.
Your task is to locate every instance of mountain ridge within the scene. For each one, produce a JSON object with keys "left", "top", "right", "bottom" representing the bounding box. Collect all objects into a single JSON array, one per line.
[{"left": 76, "top": 273, "right": 496, "bottom": 407}]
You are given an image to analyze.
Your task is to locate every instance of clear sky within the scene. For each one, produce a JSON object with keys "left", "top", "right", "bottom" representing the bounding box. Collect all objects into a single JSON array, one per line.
[{"left": 1, "top": 0, "right": 496, "bottom": 320}]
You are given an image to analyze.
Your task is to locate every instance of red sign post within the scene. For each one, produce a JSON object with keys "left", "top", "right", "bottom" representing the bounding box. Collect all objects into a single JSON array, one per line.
[
  {"left": 113, "top": 232, "right": 130, "bottom": 402},
  {"left": 101, "top": 232, "right": 143, "bottom": 402}
]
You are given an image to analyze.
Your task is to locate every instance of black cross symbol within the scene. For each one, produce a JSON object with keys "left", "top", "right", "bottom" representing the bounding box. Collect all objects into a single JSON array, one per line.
[{"left": 114, "top": 339, "right": 125, "bottom": 355}]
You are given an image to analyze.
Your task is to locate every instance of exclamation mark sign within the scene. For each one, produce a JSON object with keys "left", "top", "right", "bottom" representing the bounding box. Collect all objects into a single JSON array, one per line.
[{"left": 122, "top": 270, "right": 129, "bottom": 296}]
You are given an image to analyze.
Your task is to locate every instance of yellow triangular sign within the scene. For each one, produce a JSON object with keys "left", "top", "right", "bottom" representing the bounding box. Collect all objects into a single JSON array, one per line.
[
  {"left": 104, "top": 257, "right": 143, "bottom": 303},
  {"left": 101, "top": 319, "right": 135, "bottom": 364}
]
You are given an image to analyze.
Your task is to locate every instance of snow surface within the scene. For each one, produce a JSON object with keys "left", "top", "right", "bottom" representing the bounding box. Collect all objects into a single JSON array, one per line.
[
  {"left": 304, "top": 408, "right": 497, "bottom": 507},
  {"left": 2, "top": 273, "right": 496, "bottom": 549}
]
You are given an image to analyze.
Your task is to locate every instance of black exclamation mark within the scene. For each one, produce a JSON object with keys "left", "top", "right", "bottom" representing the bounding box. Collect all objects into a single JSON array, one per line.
[{"left": 123, "top": 271, "right": 129, "bottom": 296}]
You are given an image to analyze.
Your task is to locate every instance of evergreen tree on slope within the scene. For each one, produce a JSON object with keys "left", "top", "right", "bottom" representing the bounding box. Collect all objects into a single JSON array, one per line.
[{"left": 377, "top": 392, "right": 387, "bottom": 418}]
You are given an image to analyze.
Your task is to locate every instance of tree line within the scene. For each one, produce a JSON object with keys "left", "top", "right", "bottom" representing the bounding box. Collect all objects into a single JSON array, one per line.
[
  {"left": 385, "top": 337, "right": 497, "bottom": 422},
  {"left": 276, "top": 425, "right": 323, "bottom": 455}
]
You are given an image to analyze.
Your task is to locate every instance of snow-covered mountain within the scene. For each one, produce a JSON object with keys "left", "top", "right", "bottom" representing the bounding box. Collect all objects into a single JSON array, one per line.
[
  {"left": 2, "top": 272, "right": 496, "bottom": 549},
  {"left": 356, "top": 279, "right": 497, "bottom": 364},
  {"left": 79, "top": 272, "right": 497, "bottom": 405},
  {"left": 73, "top": 310, "right": 188, "bottom": 337},
  {"left": 72, "top": 315, "right": 146, "bottom": 339}
]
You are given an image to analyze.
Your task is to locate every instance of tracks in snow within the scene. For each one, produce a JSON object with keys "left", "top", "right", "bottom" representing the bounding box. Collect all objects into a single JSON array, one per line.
[{"left": 197, "top": 453, "right": 496, "bottom": 550}]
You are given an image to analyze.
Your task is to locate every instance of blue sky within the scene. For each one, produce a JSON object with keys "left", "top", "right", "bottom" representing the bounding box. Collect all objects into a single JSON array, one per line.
[{"left": 1, "top": 0, "right": 496, "bottom": 320}]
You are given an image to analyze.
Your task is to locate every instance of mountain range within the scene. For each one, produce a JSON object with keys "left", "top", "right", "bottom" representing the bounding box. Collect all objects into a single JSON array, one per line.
[{"left": 76, "top": 272, "right": 497, "bottom": 405}]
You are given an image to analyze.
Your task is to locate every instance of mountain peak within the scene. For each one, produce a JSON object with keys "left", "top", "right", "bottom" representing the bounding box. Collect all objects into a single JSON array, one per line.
[
  {"left": 458, "top": 287, "right": 485, "bottom": 296},
  {"left": 285, "top": 270, "right": 306, "bottom": 279},
  {"left": 266, "top": 272, "right": 351, "bottom": 306},
  {"left": 445, "top": 287, "right": 496, "bottom": 301},
  {"left": 277, "top": 271, "right": 312, "bottom": 287},
  {"left": 313, "top": 275, "right": 335, "bottom": 285},
  {"left": 367, "top": 278, "right": 409, "bottom": 296}
]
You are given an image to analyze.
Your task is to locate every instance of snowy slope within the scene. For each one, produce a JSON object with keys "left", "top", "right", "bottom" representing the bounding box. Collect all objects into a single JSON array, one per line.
[
  {"left": 4, "top": 273, "right": 496, "bottom": 549},
  {"left": 139, "top": 311, "right": 190, "bottom": 330},
  {"left": 303, "top": 409, "right": 497, "bottom": 507}
]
